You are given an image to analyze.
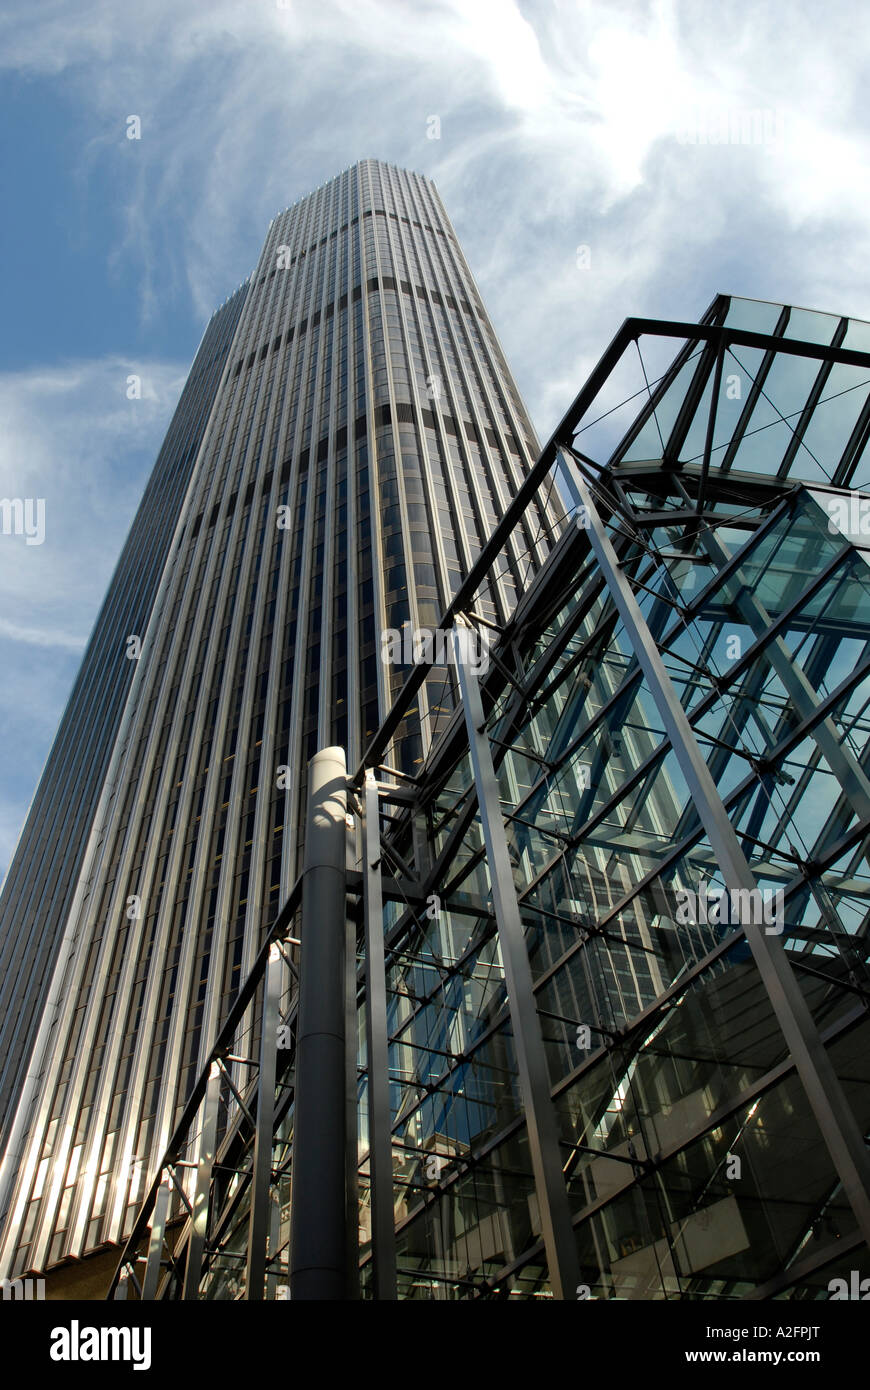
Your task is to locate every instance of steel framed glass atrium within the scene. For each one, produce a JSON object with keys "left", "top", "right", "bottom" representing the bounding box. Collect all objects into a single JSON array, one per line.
[{"left": 107, "top": 293, "right": 870, "bottom": 1300}]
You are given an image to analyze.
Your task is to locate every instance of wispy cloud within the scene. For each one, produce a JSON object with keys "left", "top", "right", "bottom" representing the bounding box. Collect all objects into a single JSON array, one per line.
[
  {"left": 0, "top": 353, "right": 186, "bottom": 870},
  {"left": 0, "top": 355, "right": 186, "bottom": 642},
  {"left": 1, "top": 0, "right": 869, "bottom": 864},
  {"left": 2, "top": 0, "right": 868, "bottom": 435},
  {"left": 0, "top": 618, "right": 88, "bottom": 652}
]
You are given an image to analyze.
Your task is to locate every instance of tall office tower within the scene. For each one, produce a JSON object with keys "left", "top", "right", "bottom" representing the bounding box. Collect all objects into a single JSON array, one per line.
[{"left": 0, "top": 160, "right": 563, "bottom": 1277}]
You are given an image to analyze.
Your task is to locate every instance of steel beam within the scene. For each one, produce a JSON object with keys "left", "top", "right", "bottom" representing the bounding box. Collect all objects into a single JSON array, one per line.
[
  {"left": 344, "top": 907, "right": 360, "bottom": 1300},
  {"left": 356, "top": 312, "right": 870, "bottom": 782},
  {"left": 697, "top": 523, "right": 870, "bottom": 825},
  {"left": 245, "top": 941, "right": 282, "bottom": 1299},
  {"left": 107, "top": 875, "right": 303, "bottom": 1297},
  {"left": 563, "top": 454, "right": 870, "bottom": 1247},
  {"left": 266, "top": 1187, "right": 282, "bottom": 1301},
  {"left": 289, "top": 746, "right": 349, "bottom": 1300},
  {"left": 182, "top": 1060, "right": 221, "bottom": 1300},
  {"left": 141, "top": 1180, "right": 170, "bottom": 1301},
  {"left": 452, "top": 622, "right": 580, "bottom": 1299},
  {"left": 362, "top": 772, "right": 397, "bottom": 1298}
]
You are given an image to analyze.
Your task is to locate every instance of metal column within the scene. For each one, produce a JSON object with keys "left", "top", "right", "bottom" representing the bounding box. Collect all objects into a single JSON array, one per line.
[
  {"left": 565, "top": 456, "right": 870, "bottom": 1246},
  {"left": 344, "top": 911, "right": 360, "bottom": 1299},
  {"left": 245, "top": 941, "right": 282, "bottom": 1299},
  {"left": 182, "top": 1060, "right": 221, "bottom": 1300},
  {"left": 289, "top": 746, "right": 349, "bottom": 1300},
  {"left": 141, "top": 1180, "right": 170, "bottom": 1300},
  {"left": 362, "top": 771, "right": 397, "bottom": 1299},
  {"left": 452, "top": 623, "right": 580, "bottom": 1299}
]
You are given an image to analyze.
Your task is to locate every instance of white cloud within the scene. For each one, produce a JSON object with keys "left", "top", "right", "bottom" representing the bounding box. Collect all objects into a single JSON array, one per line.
[
  {"left": 0, "top": 353, "right": 187, "bottom": 873},
  {"left": 0, "top": 356, "right": 187, "bottom": 641},
  {"left": 1, "top": 0, "right": 870, "bottom": 859},
  {"left": 2, "top": 2, "right": 868, "bottom": 424},
  {"left": 0, "top": 618, "right": 87, "bottom": 653}
]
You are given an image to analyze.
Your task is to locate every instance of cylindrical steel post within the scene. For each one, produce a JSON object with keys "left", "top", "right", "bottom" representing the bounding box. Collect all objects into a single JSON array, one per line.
[
  {"left": 289, "top": 747, "right": 348, "bottom": 1300},
  {"left": 245, "top": 942, "right": 283, "bottom": 1300}
]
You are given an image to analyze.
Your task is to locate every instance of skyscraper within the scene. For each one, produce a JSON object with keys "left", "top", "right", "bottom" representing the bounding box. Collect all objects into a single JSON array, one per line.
[{"left": 0, "top": 160, "right": 563, "bottom": 1278}]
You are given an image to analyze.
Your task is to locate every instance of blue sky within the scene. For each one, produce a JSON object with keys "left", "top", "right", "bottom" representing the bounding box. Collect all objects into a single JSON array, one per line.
[{"left": 1, "top": 0, "right": 869, "bottom": 878}]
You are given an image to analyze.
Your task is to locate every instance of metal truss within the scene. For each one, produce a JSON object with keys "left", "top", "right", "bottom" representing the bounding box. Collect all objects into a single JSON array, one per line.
[{"left": 107, "top": 296, "right": 870, "bottom": 1301}]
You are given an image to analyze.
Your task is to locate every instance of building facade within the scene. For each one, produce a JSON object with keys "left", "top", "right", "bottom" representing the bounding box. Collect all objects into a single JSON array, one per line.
[{"left": 0, "top": 160, "right": 563, "bottom": 1277}]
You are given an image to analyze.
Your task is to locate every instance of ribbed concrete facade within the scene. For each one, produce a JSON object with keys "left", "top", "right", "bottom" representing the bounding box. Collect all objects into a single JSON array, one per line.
[{"left": 0, "top": 160, "right": 562, "bottom": 1275}]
